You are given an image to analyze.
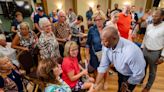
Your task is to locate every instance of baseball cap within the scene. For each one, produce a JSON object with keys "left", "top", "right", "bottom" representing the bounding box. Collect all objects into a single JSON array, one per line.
[{"left": 37, "top": 6, "right": 43, "bottom": 11}]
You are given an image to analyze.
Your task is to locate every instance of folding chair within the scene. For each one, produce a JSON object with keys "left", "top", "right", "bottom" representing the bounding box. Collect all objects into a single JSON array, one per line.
[{"left": 17, "top": 50, "right": 42, "bottom": 92}]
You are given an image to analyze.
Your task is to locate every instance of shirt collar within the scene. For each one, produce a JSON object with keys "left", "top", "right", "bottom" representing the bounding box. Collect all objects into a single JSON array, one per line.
[
  {"left": 110, "top": 38, "right": 123, "bottom": 53},
  {"left": 58, "top": 22, "right": 66, "bottom": 26},
  {"left": 93, "top": 24, "right": 97, "bottom": 29}
]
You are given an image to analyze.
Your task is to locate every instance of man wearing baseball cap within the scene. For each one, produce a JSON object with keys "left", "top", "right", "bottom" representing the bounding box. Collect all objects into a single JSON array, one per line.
[{"left": 34, "top": 6, "right": 48, "bottom": 33}]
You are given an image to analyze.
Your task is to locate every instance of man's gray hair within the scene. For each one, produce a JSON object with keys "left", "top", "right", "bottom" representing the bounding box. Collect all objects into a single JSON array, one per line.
[
  {"left": 0, "top": 34, "right": 6, "bottom": 40},
  {"left": 39, "top": 17, "right": 49, "bottom": 28},
  {"left": 57, "top": 10, "right": 65, "bottom": 17},
  {"left": 0, "top": 52, "right": 5, "bottom": 59}
]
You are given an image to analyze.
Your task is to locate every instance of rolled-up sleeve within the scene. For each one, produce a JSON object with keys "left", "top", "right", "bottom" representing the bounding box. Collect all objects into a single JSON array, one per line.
[
  {"left": 128, "top": 50, "right": 146, "bottom": 85},
  {"left": 97, "top": 46, "right": 110, "bottom": 73}
]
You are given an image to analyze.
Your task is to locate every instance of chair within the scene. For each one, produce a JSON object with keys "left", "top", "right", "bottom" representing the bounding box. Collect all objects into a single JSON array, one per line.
[{"left": 17, "top": 50, "right": 42, "bottom": 92}]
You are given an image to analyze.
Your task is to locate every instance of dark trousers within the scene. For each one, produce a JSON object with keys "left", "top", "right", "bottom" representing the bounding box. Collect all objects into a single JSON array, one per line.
[
  {"left": 118, "top": 72, "right": 136, "bottom": 92},
  {"left": 77, "top": 40, "right": 81, "bottom": 62},
  {"left": 59, "top": 44, "right": 64, "bottom": 57},
  {"left": 142, "top": 48, "right": 161, "bottom": 89},
  {"left": 33, "top": 29, "right": 39, "bottom": 34}
]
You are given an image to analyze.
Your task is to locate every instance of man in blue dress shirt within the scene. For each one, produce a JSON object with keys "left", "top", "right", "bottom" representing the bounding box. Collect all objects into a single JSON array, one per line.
[{"left": 93, "top": 26, "right": 146, "bottom": 92}]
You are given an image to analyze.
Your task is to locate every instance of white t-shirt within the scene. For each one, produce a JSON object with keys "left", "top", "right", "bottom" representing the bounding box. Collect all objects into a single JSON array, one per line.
[
  {"left": 0, "top": 42, "right": 19, "bottom": 66},
  {"left": 142, "top": 22, "right": 164, "bottom": 56}
]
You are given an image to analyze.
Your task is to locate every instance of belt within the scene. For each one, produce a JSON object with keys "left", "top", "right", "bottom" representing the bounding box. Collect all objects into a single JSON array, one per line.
[{"left": 145, "top": 47, "right": 162, "bottom": 52}]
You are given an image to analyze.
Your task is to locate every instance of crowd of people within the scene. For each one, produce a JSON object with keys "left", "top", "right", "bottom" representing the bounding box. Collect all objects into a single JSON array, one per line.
[{"left": 0, "top": 3, "right": 164, "bottom": 92}]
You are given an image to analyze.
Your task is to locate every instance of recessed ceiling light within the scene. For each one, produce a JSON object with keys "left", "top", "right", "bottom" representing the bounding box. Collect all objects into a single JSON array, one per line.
[{"left": 16, "top": 1, "right": 24, "bottom": 7}]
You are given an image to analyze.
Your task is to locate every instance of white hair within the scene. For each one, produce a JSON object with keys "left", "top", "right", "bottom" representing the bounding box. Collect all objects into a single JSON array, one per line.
[
  {"left": 0, "top": 52, "right": 5, "bottom": 59},
  {"left": 39, "top": 17, "right": 50, "bottom": 28},
  {"left": 111, "top": 10, "right": 119, "bottom": 17},
  {"left": 57, "top": 10, "right": 65, "bottom": 17},
  {"left": 0, "top": 34, "right": 6, "bottom": 40}
]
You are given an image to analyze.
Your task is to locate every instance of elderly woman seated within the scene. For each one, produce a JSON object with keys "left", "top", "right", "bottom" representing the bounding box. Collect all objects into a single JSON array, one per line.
[
  {"left": 0, "top": 53, "right": 24, "bottom": 92},
  {"left": 38, "top": 17, "right": 61, "bottom": 60},
  {"left": 11, "top": 22, "right": 38, "bottom": 66},
  {"left": 37, "top": 59, "right": 71, "bottom": 92},
  {"left": 11, "top": 22, "right": 38, "bottom": 51},
  {"left": 0, "top": 34, "right": 19, "bottom": 67}
]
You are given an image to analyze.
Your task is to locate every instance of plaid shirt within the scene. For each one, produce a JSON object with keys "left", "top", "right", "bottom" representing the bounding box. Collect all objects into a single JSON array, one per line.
[{"left": 53, "top": 22, "right": 71, "bottom": 44}]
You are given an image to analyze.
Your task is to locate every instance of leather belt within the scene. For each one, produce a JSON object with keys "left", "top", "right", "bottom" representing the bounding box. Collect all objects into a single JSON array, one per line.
[{"left": 145, "top": 47, "right": 162, "bottom": 52}]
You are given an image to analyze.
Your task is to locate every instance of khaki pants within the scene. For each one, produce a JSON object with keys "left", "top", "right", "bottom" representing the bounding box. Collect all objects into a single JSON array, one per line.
[{"left": 80, "top": 47, "right": 86, "bottom": 63}]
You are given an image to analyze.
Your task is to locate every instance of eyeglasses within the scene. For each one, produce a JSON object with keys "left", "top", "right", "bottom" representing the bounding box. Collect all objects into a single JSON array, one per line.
[
  {"left": 94, "top": 18, "right": 102, "bottom": 21},
  {"left": 43, "top": 24, "right": 51, "bottom": 28},
  {"left": 70, "top": 48, "right": 78, "bottom": 52},
  {"left": 60, "top": 16, "right": 66, "bottom": 18}
]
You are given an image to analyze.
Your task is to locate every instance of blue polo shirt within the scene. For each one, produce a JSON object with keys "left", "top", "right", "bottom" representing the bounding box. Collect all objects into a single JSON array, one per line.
[
  {"left": 11, "top": 19, "right": 22, "bottom": 30},
  {"left": 34, "top": 14, "right": 48, "bottom": 24}
]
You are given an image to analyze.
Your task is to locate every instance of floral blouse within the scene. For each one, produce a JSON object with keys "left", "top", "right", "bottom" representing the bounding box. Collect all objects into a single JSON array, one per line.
[
  {"left": 45, "top": 78, "right": 71, "bottom": 92},
  {"left": 38, "top": 31, "right": 60, "bottom": 59},
  {"left": 18, "top": 31, "right": 38, "bottom": 49}
]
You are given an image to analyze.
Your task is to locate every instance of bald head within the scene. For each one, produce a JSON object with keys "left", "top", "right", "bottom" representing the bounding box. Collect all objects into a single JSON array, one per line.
[
  {"left": 123, "top": 4, "right": 131, "bottom": 14},
  {"left": 101, "top": 26, "right": 119, "bottom": 48},
  {"left": 102, "top": 26, "right": 119, "bottom": 39}
]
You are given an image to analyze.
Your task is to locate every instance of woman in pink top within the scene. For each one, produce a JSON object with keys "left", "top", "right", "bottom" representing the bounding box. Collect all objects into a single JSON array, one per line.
[{"left": 62, "top": 41, "right": 94, "bottom": 92}]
